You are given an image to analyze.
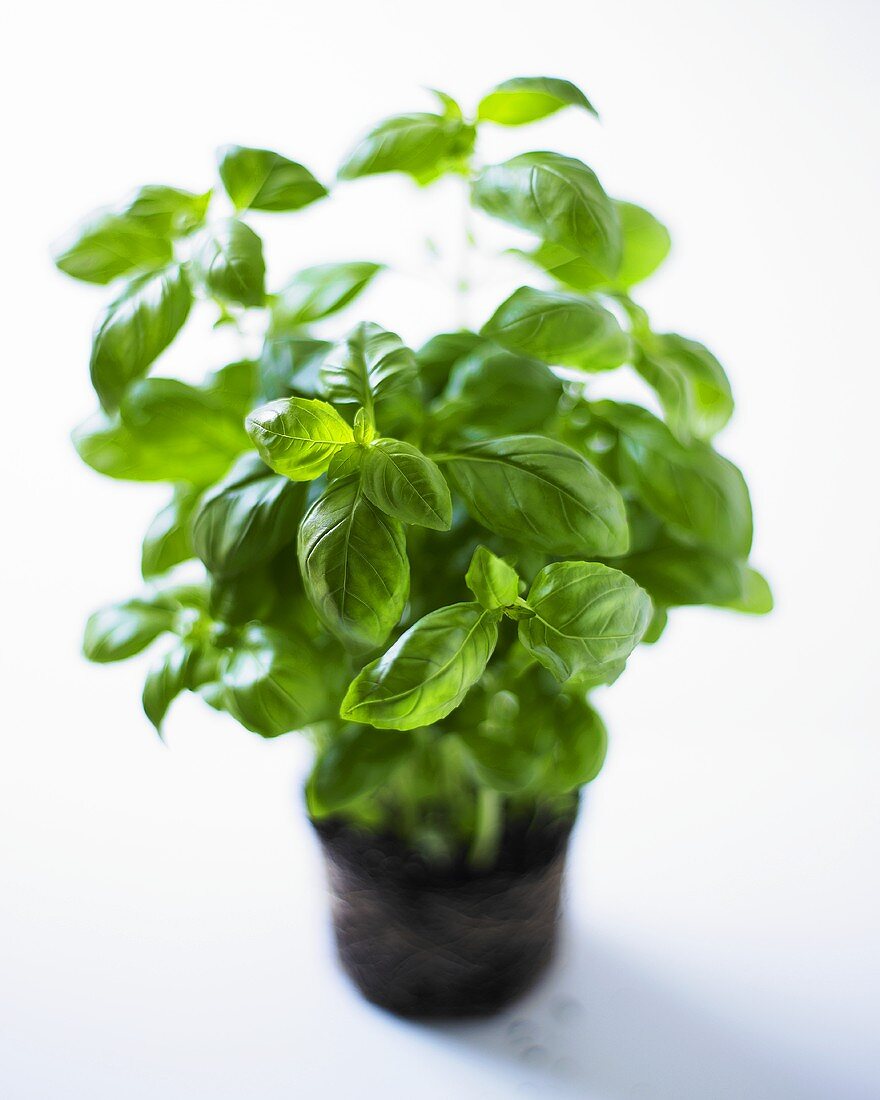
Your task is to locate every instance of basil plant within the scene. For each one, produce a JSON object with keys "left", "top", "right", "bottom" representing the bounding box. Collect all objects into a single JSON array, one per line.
[{"left": 57, "top": 76, "right": 771, "bottom": 866}]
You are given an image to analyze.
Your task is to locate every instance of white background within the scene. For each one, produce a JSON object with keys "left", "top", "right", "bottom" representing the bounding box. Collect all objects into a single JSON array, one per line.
[{"left": 2, "top": 1, "right": 878, "bottom": 1096}]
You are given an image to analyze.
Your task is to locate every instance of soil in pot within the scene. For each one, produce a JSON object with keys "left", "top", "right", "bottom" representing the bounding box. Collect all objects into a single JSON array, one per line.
[{"left": 312, "top": 807, "right": 578, "bottom": 1019}]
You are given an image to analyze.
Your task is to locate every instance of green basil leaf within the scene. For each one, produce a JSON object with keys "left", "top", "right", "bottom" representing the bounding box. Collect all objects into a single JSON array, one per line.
[
  {"left": 443, "top": 434, "right": 629, "bottom": 555},
  {"left": 83, "top": 598, "right": 176, "bottom": 663},
  {"left": 465, "top": 546, "right": 520, "bottom": 610},
  {"left": 545, "top": 696, "right": 607, "bottom": 791},
  {"left": 191, "top": 452, "right": 305, "bottom": 576},
  {"left": 271, "top": 262, "right": 382, "bottom": 329},
  {"left": 220, "top": 624, "right": 326, "bottom": 737},
  {"left": 340, "top": 602, "right": 499, "bottom": 730},
  {"left": 52, "top": 211, "right": 173, "bottom": 285},
  {"left": 524, "top": 200, "right": 670, "bottom": 292},
  {"left": 258, "top": 336, "right": 332, "bottom": 401},
  {"left": 415, "top": 329, "right": 482, "bottom": 396},
  {"left": 595, "top": 401, "right": 753, "bottom": 556},
  {"left": 193, "top": 218, "right": 265, "bottom": 307},
  {"left": 456, "top": 728, "right": 540, "bottom": 792},
  {"left": 143, "top": 640, "right": 196, "bottom": 732},
  {"left": 478, "top": 76, "right": 597, "bottom": 125},
  {"left": 121, "top": 185, "right": 211, "bottom": 237},
  {"left": 616, "top": 545, "right": 746, "bottom": 607},
  {"left": 722, "top": 567, "right": 774, "bottom": 615},
  {"left": 298, "top": 474, "right": 409, "bottom": 650},
  {"left": 217, "top": 145, "right": 327, "bottom": 212},
  {"left": 634, "top": 333, "right": 733, "bottom": 442},
  {"left": 90, "top": 264, "right": 192, "bottom": 409},
  {"left": 361, "top": 439, "right": 452, "bottom": 530},
  {"left": 520, "top": 561, "right": 652, "bottom": 683},
  {"left": 320, "top": 322, "right": 417, "bottom": 408},
  {"left": 308, "top": 726, "right": 416, "bottom": 814},
  {"left": 200, "top": 359, "right": 259, "bottom": 419},
  {"left": 471, "top": 152, "right": 621, "bottom": 275},
  {"left": 73, "top": 377, "right": 249, "bottom": 484},
  {"left": 246, "top": 396, "right": 354, "bottom": 481},
  {"left": 435, "top": 343, "right": 562, "bottom": 433},
  {"left": 141, "top": 487, "right": 198, "bottom": 578},
  {"left": 209, "top": 568, "right": 276, "bottom": 626},
  {"left": 481, "top": 286, "right": 629, "bottom": 372},
  {"left": 642, "top": 605, "right": 669, "bottom": 644},
  {"left": 338, "top": 113, "right": 475, "bottom": 182}
]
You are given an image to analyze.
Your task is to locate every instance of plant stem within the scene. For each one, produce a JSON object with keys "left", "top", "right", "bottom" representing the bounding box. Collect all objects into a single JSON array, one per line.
[{"left": 468, "top": 787, "right": 503, "bottom": 871}]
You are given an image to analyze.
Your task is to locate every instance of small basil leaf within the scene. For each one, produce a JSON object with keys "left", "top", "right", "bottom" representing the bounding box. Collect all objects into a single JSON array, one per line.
[
  {"left": 340, "top": 602, "right": 499, "bottom": 730},
  {"left": 271, "top": 262, "right": 382, "bottom": 329},
  {"left": 471, "top": 153, "right": 621, "bottom": 275},
  {"left": 308, "top": 726, "right": 416, "bottom": 814},
  {"left": 298, "top": 474, "right": 409, "bottom": 650},
  {"left": 595, "top": 401, "right": 753, "bottom": 557},
  {"left": 634, "top": 333, "right": 734, "bottom": 442},
  {"left": 722, "top": 567, "right": 774, "bottom": 615},
  {"left": 443, "top": 435, "right": 629, "bottom": 556},
  {"left": 545, "top": 696, "right": 607, "bottom": 791},
  {"left": 435, "top": 344, "right": 562, "bottom": 434},
  {"left": 191, "top": 453, "right": 305, "bottom": 576},
  {"left": 482, "top": 286, "right": 629, "bottom": 373},
  {"left": 90, "top": 264, "right": 192, "bottom": 410},
  {"left": 478, "top": 76, "right": 597, "bottom": 125},
  {"left": 258, "top": 336, "right": 332, "bottom": 401},
  {"left": 338, "top": 113, "right": 475, "bottom": 182},
  {"left": 220, "top": 625, "right": 326, "bottom": 737},
  {"left": 320, "top": 322, "right": 417, "bottom": 408},
  {"left": 415, "top": 330, "right": 482, "bottom": 397},
  {"left": 615, "top": 545, "right": 746, "bottom": 607},
  {"left": 217, "top": 145, "right": 327, "bottom": 212},
  {"left": 143, "top": 640, "right": 196, "bottom": 732},
  {"left": 200, "top": 359, "right": 259, "bottom": 419},
  {"left": 457, "top": 729, "right": 540, "bottom": 792},
  {"left": 246, "top": 397, "right": 354, "bottom": 480},
  {"left": 209, "top": 568, "right": 276, "bottom": 626},
  {"left": 83, "top": 598, "right": 176, "bottom": 663},
  {"left": 642, "top": 605, "right": 669, "bottom": 644},
  {"left": 361, "top": 439, "right": 452, "bottom": 530},
  {"left": 141, "top": 487, "right": 198, "bottom": 578},
  {"left": 520, "top": 561, "right": 652, "bottom": 683},
  {"left": 193, "top": 218, "right": 265, "bottom": 307},
  {"left": 121, "top": 185, "right": 212, "bottom": 237},
  {"left": 465, "top": 546, "right": 520, "bottom": 610},
  {"left": 52, "top": 211, "right": 173, "bottom": 285}
]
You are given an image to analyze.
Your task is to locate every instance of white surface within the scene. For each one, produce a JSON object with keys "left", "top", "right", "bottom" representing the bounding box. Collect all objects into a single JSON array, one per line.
[{"left": 2, "top": 1, "right": 879, "bottom": 1097}]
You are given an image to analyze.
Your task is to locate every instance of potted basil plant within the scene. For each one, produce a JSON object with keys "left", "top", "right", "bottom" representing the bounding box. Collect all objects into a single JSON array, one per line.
[{"left": 56, "top": 76, "right": 771, "bottom": 1018}]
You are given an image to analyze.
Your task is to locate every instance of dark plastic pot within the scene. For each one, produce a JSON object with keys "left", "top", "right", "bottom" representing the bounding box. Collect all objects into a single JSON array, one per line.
[{"left": 312, "top": 808, "right": 577, "bottom": 1019}]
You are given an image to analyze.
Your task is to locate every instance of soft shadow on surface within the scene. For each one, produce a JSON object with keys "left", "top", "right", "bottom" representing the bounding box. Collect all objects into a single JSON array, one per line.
[{"left": 433, "top": 924, "right": 842, "bottom": 1100}]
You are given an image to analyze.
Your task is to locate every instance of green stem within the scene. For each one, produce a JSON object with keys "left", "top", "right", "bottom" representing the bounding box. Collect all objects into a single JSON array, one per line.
[{"left": 468, "top": 787, "right": 503, "bottom": 871}]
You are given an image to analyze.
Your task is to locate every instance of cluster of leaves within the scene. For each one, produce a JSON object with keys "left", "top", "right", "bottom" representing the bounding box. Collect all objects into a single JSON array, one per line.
[{"left": 57, "top": 76, "right": 770, "bottom": 863}]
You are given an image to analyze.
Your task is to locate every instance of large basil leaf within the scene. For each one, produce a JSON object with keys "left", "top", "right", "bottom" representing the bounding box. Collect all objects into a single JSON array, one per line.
[
  {"left": 320, "top": 322, "right": 417, "bottom": 409},
  {"left": 191, "top": 453, "right": 304, "bottom": 576},
  {"left": 526, "top": 200, "right": 670, "bottom": 292},
  {"left": 209, "top": 567, "right": 276, "bottom": 626},
  {"left": 220, "top": 625, "right": 326, "bottom": 737},
  {"left": 271, "top": 262, "right": 382, "bottom": 329},
  {"left": 361, "top": 439, "right": 452, "bottom": 530},
  {"left": 520, "top": 561, "right": 652, "bottom": 682},
  {"left": 478, "top": 76, "right": 597, "bottom": 125},
  {"left": 415, "top": 330, "right": 482, "bottom": 396},
  {"left": 434, "top": 343, "right": 562, "bottom": 433},
  {"left": 141, "top": 487, "right": 197, "bottom": 578},
  {"left": 338, "top": 113, "right": 476, "bottom": 183},
  {"left": 298, "top": 475, "right": 409, "bottom": 650},
  {"left": 217, "top": 145, "right": 327, "bottom": 212},
  {"left": 595, "top": 401, "right": 753, "bottom": 556},
  {"left": 471, "top": 153, "right": 621, "bottom": 275},
  {"left": 340, "top": 602, "right": 499, "bottom": 729},
  {"left": 258, "top": 336, "right": 332, "bottom": 401},
  {"left": 542, "top": 694, "right": 607, "bottom": 791},
  {"left": 618, "top": 545, "right": 746, "bottom": 607},
  {"left": 83, "top": 598, "right": 176, "bottom": 662},
  {"left": 464, "top": 546, "right": 520, "bottom": 610},
  {"left": 90, "top": 264, "right": 192, "bottom": 409},
  {"left": 73, "top": 377, "right": 249, "bottom": 484},
  {"left": 443, "top": 435, "right": 629, "bottom": 556},
  {"left": 457, "top": 728, "right": 540, "bottom": 792},
  {"left": 121, "top": 185, "right": 212, "bottom": 237},
  {"left": 246, "top": 397, "right": 354, "bottom": 480},
  {"left": 52, "top": 210, "right": 173, "bottom": 285},
  {"left": 201, "top": 358, "right": 259, "bottom": 419},
  {"left": 143, "top": 640, "right": 195, "bottom": 732},
  {"left": 308, "top": 726, "right": 416, "bottom": 814},
  {"left": 482, "top": 286, "right": 629, "bottom": 372},
  {"left": 634, "top": 333, "right": 733, "bottom": 442},
  {"left": 193, "top": 218, "right": 265, "bottom": 307}
]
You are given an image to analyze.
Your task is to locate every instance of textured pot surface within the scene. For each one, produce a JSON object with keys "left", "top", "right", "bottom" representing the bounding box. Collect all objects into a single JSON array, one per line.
[{"left": 312, "top": 810, "right": 577, "bottom": 1019}]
